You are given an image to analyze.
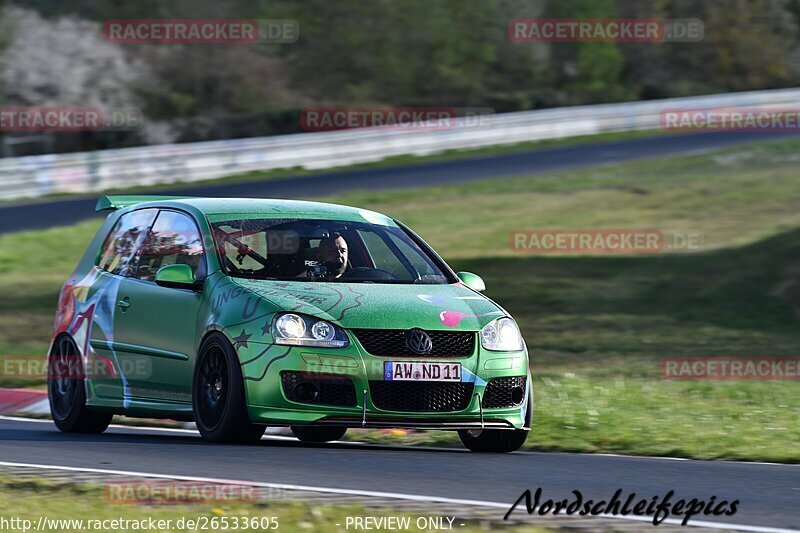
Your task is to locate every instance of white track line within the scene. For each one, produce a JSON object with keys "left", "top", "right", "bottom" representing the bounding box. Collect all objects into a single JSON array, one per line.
[{"left": 0, "top": 461, "right": 796, "bottom": 533}]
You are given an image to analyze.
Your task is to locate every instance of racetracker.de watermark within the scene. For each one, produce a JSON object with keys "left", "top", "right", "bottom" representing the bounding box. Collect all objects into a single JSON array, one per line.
[
  {"left": 509, "top": 230, "right": 703, "bottom": 254},
  {"left": 662, "top": 108, "right": 800, "bottom": 132},
  {"left": 0, "top": 355, "right": 151, "bottom": 380},
  {"left": 0, "top": 107, "right": 142, "bottom": 132},
  {"left": 508, "top": 18, "right": 703, "bottom": 42},
  {"left": 661, "top": 356, "right": 800, "bottom": 380},
  {"left": 104, "top": 481, "right": 283, "bottom": 505},
  {"left": 104, "top": 19, "right": 298, "bottom": 44},
  {"left": 300, "top": 108, "right": 493, "bottom": 131}
]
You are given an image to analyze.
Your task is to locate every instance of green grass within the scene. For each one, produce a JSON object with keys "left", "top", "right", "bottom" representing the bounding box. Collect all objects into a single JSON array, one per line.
[
  {"left": 0, "top": 476, "right": 552, "bottom": 532},
  {"left": 0, "top": 220, "right": 105, "bottom": 388},
  {"left": 1, "top": 136, "right": 799, "bottom": 461}
]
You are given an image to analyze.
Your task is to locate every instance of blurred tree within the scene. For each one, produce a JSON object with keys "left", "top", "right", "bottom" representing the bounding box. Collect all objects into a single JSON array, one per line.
[
  {"left": 542, "top": 0, "right": 633, "bottom": 104},
  {"left": 0, "top": 5, "right": 159, "bottom": 151},
  {"left": 0, "top": 7, "right": 150, "bottom": 109},
  {"left": 619, "top": 0, "right": 798, "bottom": 98},
  {"left": 16, "top": 0, "right": 181, "bottom": 19},
  {"left": 260, "top": 0, "right": 550, "bottom": 110},
  {"left": 702, "top": 0, "right": 796, "bottom": 90},
  {"left": 2, "top": 0, "right": 800, "bottom": 149}
]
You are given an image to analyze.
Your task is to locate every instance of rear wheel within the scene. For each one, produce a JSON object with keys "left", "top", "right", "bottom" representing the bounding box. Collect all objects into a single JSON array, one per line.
[
  {"left": 48, "top": 335, "right": 112, "bottom": 434},
  {"left": 291, "top": 426, "right": 347, "bottom": 443},
  {"left": 458, "top": 390, "right": 532, "bottom": 453},
  {"left": 193, "top": 333, "right": 266, "bottom": 443}
]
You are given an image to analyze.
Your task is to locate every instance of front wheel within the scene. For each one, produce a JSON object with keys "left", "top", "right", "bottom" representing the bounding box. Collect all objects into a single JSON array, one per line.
[
  {"left": 291, "top": 426, "right": 347, "bottom": 443},
  {"left": 193, "top": 333, "right": 266, "bottom": 443},
  {"left": 47, "top": 335, "right": 112, "bottom": 434}
]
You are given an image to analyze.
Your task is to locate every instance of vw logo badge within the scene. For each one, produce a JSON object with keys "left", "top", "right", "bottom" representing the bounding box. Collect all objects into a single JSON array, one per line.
[{"left": 405, "top": 328, "right": 433, "bottom": 355}]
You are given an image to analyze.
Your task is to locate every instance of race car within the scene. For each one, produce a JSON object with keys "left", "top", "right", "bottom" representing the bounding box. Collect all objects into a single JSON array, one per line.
[{"left": 48, "top": 195, "right": 531, "bottom": 452}]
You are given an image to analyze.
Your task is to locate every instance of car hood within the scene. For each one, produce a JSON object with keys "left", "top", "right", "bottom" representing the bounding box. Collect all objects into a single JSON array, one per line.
[{"left": 233, "top": 278, "right": 507, "bottom": 331}]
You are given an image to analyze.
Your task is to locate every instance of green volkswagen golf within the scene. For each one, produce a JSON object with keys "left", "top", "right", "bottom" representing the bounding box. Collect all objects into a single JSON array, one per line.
[{"left": 48, "top": 196, "right": 531, "bottom": 452}]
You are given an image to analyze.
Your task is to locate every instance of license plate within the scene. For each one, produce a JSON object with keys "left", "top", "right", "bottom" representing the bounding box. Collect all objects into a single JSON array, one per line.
[{"left": 384, "top": 361, "right": 461, "bottom": 382}]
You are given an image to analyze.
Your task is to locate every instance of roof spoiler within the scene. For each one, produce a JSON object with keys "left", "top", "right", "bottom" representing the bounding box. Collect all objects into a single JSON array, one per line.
[{"left": 95, "top": 195, "right": 190, "bottom": 212}]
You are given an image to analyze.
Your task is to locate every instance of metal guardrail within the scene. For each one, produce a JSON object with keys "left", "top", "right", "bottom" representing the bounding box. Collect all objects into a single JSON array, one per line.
[{"left": 1, "top": 88, "right": 799, "bottom": 201}]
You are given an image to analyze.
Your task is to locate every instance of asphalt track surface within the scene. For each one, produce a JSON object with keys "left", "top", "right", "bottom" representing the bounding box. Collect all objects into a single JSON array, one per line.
[
  {"left": 0, "top": 418, "right": 797, "bottom": 531},
  {"left": 2, "top": 132, "right": 799, "bottom": 531},
  {"left": 1, "top": 131, "right": 798, "bottom": 234}
]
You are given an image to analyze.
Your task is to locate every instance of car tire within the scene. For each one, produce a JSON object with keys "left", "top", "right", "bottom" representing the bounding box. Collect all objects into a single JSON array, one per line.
[
  {"left": 48, "top": 335, "right": 113, "bottom": 434},
  {"left": 290, "top": 426, "right": 347, "bottom": 443},
  {"left": 458, "top": 390, "right": 532, "bottom": 453},
  {"left": 193, "top": 333, "right": 266, "bottom": 443}
]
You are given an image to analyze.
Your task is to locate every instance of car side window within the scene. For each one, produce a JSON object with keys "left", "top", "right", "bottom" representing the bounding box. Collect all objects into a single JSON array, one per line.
[
  {"left": 97, "top": 209, "right": 158, "bottom": 276},
  {"left": 134, "top": 210, "right": 205, "bottom": 282}
]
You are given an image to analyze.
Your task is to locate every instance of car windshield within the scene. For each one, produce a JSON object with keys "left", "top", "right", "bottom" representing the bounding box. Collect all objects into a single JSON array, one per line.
[{"left": 210, "top": 218, "right": 453, "bottom": 284}]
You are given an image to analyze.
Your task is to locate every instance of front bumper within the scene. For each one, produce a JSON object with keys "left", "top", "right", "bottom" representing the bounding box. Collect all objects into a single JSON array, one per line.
[{"left": 239, "top": 339, "right": 531, "bottom": 430}]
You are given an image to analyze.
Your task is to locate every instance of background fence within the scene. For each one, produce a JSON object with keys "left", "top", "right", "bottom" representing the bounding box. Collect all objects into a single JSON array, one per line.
[{"left": 2, "top": 87, "right": 799, "bottom": 201}]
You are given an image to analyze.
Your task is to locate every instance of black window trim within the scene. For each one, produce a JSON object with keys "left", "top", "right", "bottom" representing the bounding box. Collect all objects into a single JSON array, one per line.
[
  {"left": 96, "top": 207, "right": 208, "bottom": 285},
  {"left": 95, "top": 207, "right": 159, "bottom": 276},
  {"left": 129, "top": 208, "right": 208, "bottom": 285},
  {"left": 374, "top": 227, "right": 422, "bottom": 280},
  {"left": 393, "top": 219, "right": 459, "bottom": 284}
]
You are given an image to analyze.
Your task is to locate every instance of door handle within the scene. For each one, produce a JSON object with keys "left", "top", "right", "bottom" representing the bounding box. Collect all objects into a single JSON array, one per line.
[{"left": 118, "top": 297, "right": 131, "bottom": 311}]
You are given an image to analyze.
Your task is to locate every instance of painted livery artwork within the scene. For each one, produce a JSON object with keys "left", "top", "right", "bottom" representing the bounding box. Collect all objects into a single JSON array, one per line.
[{"left": 48, "top": 196, "right": 531, "bottom": 453}]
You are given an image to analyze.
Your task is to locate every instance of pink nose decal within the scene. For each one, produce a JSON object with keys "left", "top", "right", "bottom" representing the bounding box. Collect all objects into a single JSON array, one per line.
[{"left": 439, "top": 310, "right": 470, "bottom": 327}]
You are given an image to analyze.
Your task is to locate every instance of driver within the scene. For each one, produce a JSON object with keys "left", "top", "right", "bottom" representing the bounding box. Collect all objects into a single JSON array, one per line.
[{"left": 302, "top": 234, "right": 349, "bottom": 278}]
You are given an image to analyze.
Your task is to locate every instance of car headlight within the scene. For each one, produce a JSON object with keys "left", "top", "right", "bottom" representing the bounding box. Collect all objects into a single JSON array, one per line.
[
  {"left": 480, "top": 317, "right": 524, "bottom": 351},
  {"left": 272, "top": 313, "right": 349, "bottom": 348}
]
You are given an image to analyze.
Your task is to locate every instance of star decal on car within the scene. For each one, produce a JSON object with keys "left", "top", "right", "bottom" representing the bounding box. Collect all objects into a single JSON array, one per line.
[{"left": 233, "top": 329, "right": 252, "bottom": 349}]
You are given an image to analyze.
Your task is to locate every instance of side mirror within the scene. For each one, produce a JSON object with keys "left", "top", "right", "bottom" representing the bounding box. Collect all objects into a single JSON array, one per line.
[
  {"left": 456, "top": 271, "right": 486, "bottom": 292},
  {"left": 155, "top": 264, "right": 202, "bottom": 291}
]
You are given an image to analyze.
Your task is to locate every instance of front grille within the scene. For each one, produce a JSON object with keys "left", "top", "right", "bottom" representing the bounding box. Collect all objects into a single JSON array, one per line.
[
  {"left": 482, "top": 376, "right": 527, "bottom": 408},
  {"left": 281, "top": 371, "right": 356, "bottom": 407},
  {"left": 369, "top": 381, "right": 474, "bottom": 412},
  {"left": 353, "top": 329, "right": 475, "bottom": 357}
]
